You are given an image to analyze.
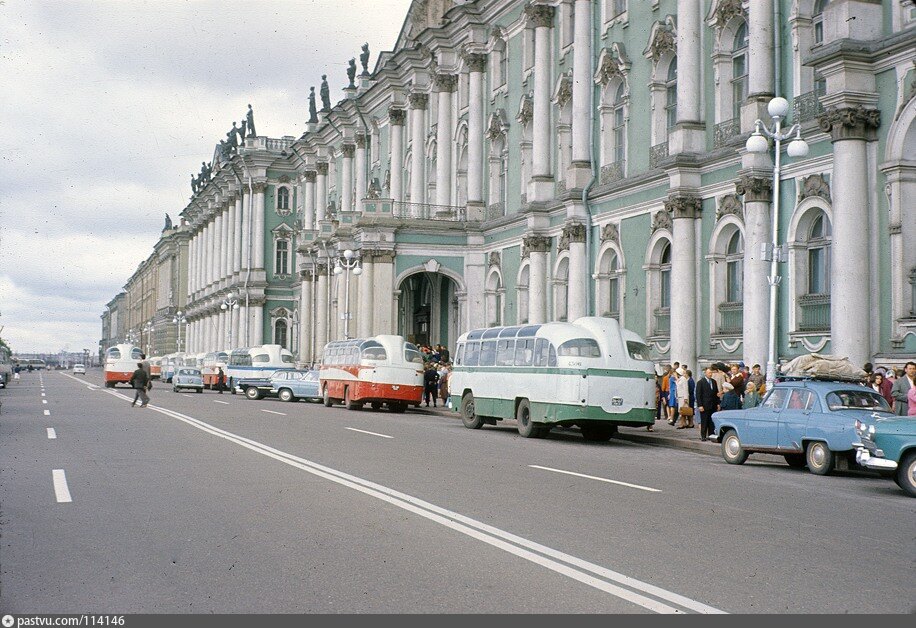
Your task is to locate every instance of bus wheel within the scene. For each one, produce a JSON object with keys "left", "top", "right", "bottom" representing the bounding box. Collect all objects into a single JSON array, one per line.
[
  {"left": 371, "top": 401, "right": 382, "bottom": 411},
  {"left": 581, "top": 424, "right": 615, "bottom": 442},
  {"left": 460, "top": 393, "right": 484, "bottom": 429},
  {"left": 322, "top": 386, "right": 333, "bottom": 407},
  {"left": 389, "top": 402, "right": 407, "bottom": 413},
  {"left": 344, "top": 388, "right": 362, "bottom": 411},
  {"left": 516, "top": 399, "right": 544, "bottom": 438}
]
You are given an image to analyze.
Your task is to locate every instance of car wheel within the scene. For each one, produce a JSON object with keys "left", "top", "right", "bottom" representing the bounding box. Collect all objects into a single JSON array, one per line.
[
  {"left": 805, "top": 441, "right": 835, "bottom": 476},
  {"left": 515, "top": 399, "right": 544, "bottom": 438},
  {"left": 460, "top": 392, "right": 484, "bottom": 429},
  {"left": 783, "top": 454, "right": 806, "bottom": 469},
  {"left": 197, "top": 388, "right": 203, "bottom": 394},
  {"left": 173, "top": 386, "right": 178, "bottom": 393},
  {"left": 580, "top": 423, "right": 615, "bottom": 442},
  {"left": 721, "top": 430, "right": 749, "bottom": 465},
  {"left": 894, "top": 452, "right": 916, "bottom": 497},
  {"left": 322, "top": 386, "right": 332, "bottom": 407},
  {"left": 245, "top": 387, "right": 262, "bottom": 401},
  {"left": 278, "top": 389, "right": 295, "bottom": 403}
]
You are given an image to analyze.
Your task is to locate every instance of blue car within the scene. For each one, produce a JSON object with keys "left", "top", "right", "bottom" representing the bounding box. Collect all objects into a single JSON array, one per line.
[
  {"left": 712, "top": 380, "right": 895, "bottom": 475},
  {"left": 172, "top": 367, "right": 204, "bottom": 393},
  {"left": 272, "top": 369, "right": 321, "bottom": 403}
]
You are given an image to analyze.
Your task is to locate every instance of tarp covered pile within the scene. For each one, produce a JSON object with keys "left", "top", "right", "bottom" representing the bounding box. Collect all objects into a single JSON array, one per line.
[{"left": 780, "top": 353, "right": 866, "bottom": 380}]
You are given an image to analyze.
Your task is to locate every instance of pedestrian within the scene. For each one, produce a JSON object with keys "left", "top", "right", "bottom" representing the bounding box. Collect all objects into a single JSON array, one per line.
[
  {"left": 674, "top": 367, "right": 691, "bottom": 429},
  {"left": 748, "top": 364, "right": 765, "bottom": 392},
  {"left": 890, "top": 361, "right": 916, "bottom": 416},
  {"left": 667, "top": 362, "right": 679, "bottom": 425},
  {"left": 711, "top": 363, "right": 728, "bottom": 399},
  {"left": 423, "top": 363, "right": 440, "bottom": 407},
  {"left": 13, "top": 365, "right": 20, "bottom": 384},
  {"left": 686, "top": 369, "right": 696, "bottom": 428},
  {"left": 720, "top": 382, "right": 741, "bottom": 411},
  {"left": 874, "top": 367, "right": 894, "bottom": 406},
  {"left": 439, "top": 345, "right": 450, "bottom": 364},
  {"left": 140, "top": 353, "right": 152, "bottom": 393},
  {"left": 438, "top": 362, "right": 450, "bottom": 403},
  {"left": 659, "top": 364, "right": 671, "bottom": 424},
  {"left": 696, "top": 367, "right": 720, "bottom": 442},
  {"left": 129, "top": 362, "right": 150, "bottom": 408},
  {"left": 216, "top": 367, "right": 226, "bottom": 394},
  {"left": 729, "top": 363, "right": 746, "bottom": 398},
  {"left": 908, "top": 385, "right": 916, "bottom": 417},
  {"left": 743, "top": 381, "right": 761, "bottom": 409}
]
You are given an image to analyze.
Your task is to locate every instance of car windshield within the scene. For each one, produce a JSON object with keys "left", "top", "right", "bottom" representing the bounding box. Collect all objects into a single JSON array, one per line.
[{"left": 826, "top": 390, "right": 890, "bottom": 412}]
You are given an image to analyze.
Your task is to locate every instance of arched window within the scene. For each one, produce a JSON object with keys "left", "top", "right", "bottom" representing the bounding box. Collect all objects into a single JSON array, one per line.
[
  {"left": 598, "top": 249, "right": 621, "bottom": 318},
  {"left": 554, "top": 256, "right": 569, "bottom": 322},
  {"left": 731, "top": 23, "right": 749, "bottom": 120},
  {"left": 665, "top": 58, "right": 678, "bottom": 131},
  {"left": 486, "top": 271, "right": 503, "bottom": 327},
  {"left": 274, "top": 319, "right": 288, "bottom": 349},
  {"left": 660, "top": 242, "right": 672, "bottom": 309},
  {"left": 807, "top": 213, "right": 831, "bottom": 295},
  {"left": 813, "top": 0, "right": 829, "bottom": 44},
  {"left": 613, "top": 83, "right": 626, "bottom": 166},
  {"left": 517, "top": 263, "right": 530, "bottom": 324},
  {"left": 277, "top": 186, "right": 290, "bottom": 211},
  {"left": 275, "top": 239, "right": 290, "bottom": 276},
  {"left": 725, "top": 231, "right": 744, "bottom": 303}
]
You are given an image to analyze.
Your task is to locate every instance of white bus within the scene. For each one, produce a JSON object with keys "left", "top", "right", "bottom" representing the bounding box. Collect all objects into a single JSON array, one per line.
[
  {"left": 201, "top": 350, "right": 230, "bottom": 389},
  {"left": 450, "top": 317, "right": 656, "bottom": 441},
  {"left": 319, "top": 336, "right": 425, "bottom": 412},
  {"left": 226, "top": 344, "right": 296, "bottom": 391},
  {"left": 104, "top": 344, "right": 143, "bottom": 388}
]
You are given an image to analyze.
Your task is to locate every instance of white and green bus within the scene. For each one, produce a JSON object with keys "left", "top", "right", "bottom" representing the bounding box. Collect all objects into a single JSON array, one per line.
[{"left": 450, "top": 317, "right": 656, "bottom": 441}]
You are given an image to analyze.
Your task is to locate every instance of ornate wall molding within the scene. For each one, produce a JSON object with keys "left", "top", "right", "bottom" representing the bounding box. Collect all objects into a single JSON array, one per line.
[
  {"left": 594, "top": 43, "right": 631, "bottom": 87},
  {"left": 408, "top": 92, "right": 429, "bottom": 110},
  {"left": 252, "top": 181, "right": 268, "bottom": 193},
  {"left": 316, "top": 162, "right": 329, "bottom": 175},
  {"left": 705, "top": 0, "right": 746, "bottom": 29},
  {"left": 304, "top": 170, "right": 317, "bottom": 183},
  {"left": 462, "top": 51, "right": 488, "bottom": 73},
  {"left": 525, "top": 4, "right": 555, "bottom": 28},
  {"left": 643, "top": 16, "right": 677, "bottom": 63},
  {"left": 487, "top": 109, "right": 510, "bottom": 139},
  {"left": 433, "top": 73, "right": 458, "bottom": 93},
  {"left": 798, "top": 173, "right": 832, "bottom": 203},
  {"left": 553, "top": 71, "right": 572, "bottom": 108},
  {"left": 388, "top": 107, "right": 407, "bottom": 126},
  {"left": 600, "top": 222, "right": 620, "bottom": 244},
  {"left": 523, "top": 234, "right": 551, "bottom": 253},
  {"left": 517, "top": 92, "right": 534, "bottom": 126},
  {"left": 818, "top": 106, "right": 881, "bottom": 142},
  {"left": 355, "top": 133, "right": 368, "bottom": 149},
  {"left": 558, "top": 222, "right": 586, "bottom": 253},
  {"left": 664, "top": 194, "right": 702, "bottom": 220},
  {"left": 652, "top": 209, "right": 673, "bottom": 233},
  {"left": 716, "top": 193, "right": 744, "bottom": 222},
  {"left": 488, "top": 251, "right": 501, "bottom": 268},
  {"left": 735, "top": 174, "right": 773, "bottom": 203},
  {"left": 341, "top": 143, "right": 356, "bottom": 158}
]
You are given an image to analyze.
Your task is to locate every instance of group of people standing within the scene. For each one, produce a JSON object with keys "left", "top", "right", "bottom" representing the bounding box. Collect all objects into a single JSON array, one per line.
[
  {"left": 865, "top": 361, "right": 916, "bottom": 416},
  {"left": 419, "top": 344, "right": 452, "bottom": 408},
  {"left": 655, "top": 362, "right": 766, "bottom": 441}
]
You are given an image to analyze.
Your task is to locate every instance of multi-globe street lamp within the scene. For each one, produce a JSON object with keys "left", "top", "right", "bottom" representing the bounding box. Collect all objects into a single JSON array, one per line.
[
  {"left": 333, "top": 249, "right": 362, "bottom": 340},
  {"left": 220, "top": 292, "right": 240, "bottom": 348},
  {"left": 745, "top": 96, "right": 810, "bottom": 392},
  {"left": 172, "top": 311, "right": 188, "bottom": 353}
]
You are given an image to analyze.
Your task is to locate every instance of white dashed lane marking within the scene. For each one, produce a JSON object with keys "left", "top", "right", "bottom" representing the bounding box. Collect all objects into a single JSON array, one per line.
[
  {"left": 52, "top": 469, "right": 72, "bottom": 503},
  {"left": 345, "top": 427, "right": 394, "bottom": 439},
  {"left": 47, "top": 428, "right": 57, "bottom": 439},
  {"left": 43, "top": 409, "right": 50, "bottom": 416},
  {"left": 528, "top": 465, "right": 661, "bottom": 493},
  {"left": 260, "top": 409, "right": 286, "bottom": 416}
]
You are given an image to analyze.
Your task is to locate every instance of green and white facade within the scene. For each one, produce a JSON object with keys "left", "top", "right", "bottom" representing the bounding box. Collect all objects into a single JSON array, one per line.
[{"left": 120, "top": 0, "right": 916, "bottom": 370}]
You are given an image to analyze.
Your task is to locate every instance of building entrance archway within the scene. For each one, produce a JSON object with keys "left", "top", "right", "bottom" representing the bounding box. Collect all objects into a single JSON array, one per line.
[{"left": 396, "top": 271, "right": 461, "bottom": 350}]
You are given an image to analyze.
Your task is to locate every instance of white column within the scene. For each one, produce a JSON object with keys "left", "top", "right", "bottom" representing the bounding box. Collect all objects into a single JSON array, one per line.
[
  {"left": 238, "top": 305, "right": 249, "bottom": 347},
  {"left": 738, "top": 177, "right": 772, "bottom": 368},
  {"left": 316, "top": 163, "right": 329, "bottom": 222},
  {"left": 300, "top": 271, "right": 313, "bottom": 363},
  {"left": 669, "top": 196, "right": 699, "bottom": 369},
  {"left": 566, "top": 225, "right": 587, "bottom": 321},
  {"left": 252, "top": 183, "right": 266, "bottom": 270},
  {"left": 341, "top": 143, "right": 355, "bottom": 214},
  {"left": 251, "top": 304, "right": 264, "bottom": 346},
  {"left": 214, "top": 210, "right": 224, "bottom": 285},
  {"left": 528, "top": 4, "right": 555, "bottom": 204},
  {"left": 217, "top": 310, "right": 226, "bottom": 349},
  {"left": 203, "top": 221, "right": 212, "bottom": 289},
  {"left": 408, "top": 92, "right": 428, "bottom": 210},
  {"left": 358, "top": 256, "right": 374, "bottom": 337},
  {"left": 226, "top": 196, "right": 236, "bottom": 280},
  {"left": 335, "top": 270, "right": 347, "bottom": 339},
  {"left": 748, "top": 0, "right": 775, "bottom": 99},
  {"left": 435, "top": 73, "right": 456, "bottom": 208},
  {"left": 571, "top": 0, "right": 593, "bottom": 176},
  {"left": 525, "top": 235, "right": 550, "bottom": 324},
  {"left": 240, "top": 190, "right": 250, "bottom": 272},
  {"left": 315, "top": 267, "right": 329, "bottom": 357},
  {"left": 355, "top": 134, "right": 368, "bottom": 214},
  {"left": 188, "top": 235, "right": 196, "bottom": 296},
  {"left": 233, "top": 193, "right": 243, "bottom": 275},
  {"left": 231, "top": 303, "right": 240, "bottom": 349},
  {"left": 372, "top": 253, "right": 395, "bottom": 335},
  {"left": 221, "top": 205, "right": 230, "bottom": 281},
  {"left": 389, "top": 107, "right": 406, "bottom": 203},
  {"left": 465, "top": 54, "right": 486, "bottom": 214},
  {"left": 304, "top": 170, "right": 317, "bottom": 229},
  {"left": 676, "top": 0, "right": 702, "bottom": 125}
]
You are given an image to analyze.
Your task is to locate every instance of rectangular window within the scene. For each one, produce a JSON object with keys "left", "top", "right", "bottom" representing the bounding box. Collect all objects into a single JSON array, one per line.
[
  {"left": 479, "top": 340, "right": 497, "bottom": 366},
  {"left": 613, "top": 107, "right": 625, "bottom": 165},
  {"left": 496, "top": 339, "right": 514, "bottom": 366},
  {"left": 666, "top": 87, "right": 677, "bottom": 130},
  {"left": 608, "top": 277, "right": 619, "bottom": 316},
  {"left": 276, "top": 240, "right": 289, "bottom": 275},
  {"left": 514, "top": 339, "right": 534, "bottom": 366},
  {"left": 660, "top": 268, "right": 671, "bottom": 308},
  {"left": 465, "top": 341, "right": 480, "bottom": 366},
  {"left": 455, "top": 343, "right": 465, "bottom": 366}
]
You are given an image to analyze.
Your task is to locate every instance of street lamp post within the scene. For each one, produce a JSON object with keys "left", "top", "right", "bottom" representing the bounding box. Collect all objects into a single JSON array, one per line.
[
  {"left": 745, "top": 97, "right": 810, "bottom": 392},
  {"left": 333, "top": 249, "right": 362, "bottom": 340},
  {"left": 172, "top": 311, "right": 188, "bottom": 353},
  {"left": 143, "top": 321, "right": 153, "bottom": 356},
  {"left": 220, "top": 292, "right": 240, "bottom": 348}
]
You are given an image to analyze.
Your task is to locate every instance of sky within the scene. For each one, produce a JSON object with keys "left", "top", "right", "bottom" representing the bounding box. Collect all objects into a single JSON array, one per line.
[{"left": 0, "top": 0, "right": 413, "bottom": 354}]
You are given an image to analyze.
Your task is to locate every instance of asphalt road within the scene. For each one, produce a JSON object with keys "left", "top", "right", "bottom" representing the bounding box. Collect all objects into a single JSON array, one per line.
[{"left": 1, "top": 369, "right": 913, "bottom": 614}]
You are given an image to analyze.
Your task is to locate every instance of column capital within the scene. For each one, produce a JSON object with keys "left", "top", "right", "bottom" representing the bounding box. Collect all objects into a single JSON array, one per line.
[
  {"left": 664, "top": 194, "right": 702, "bottom": 220},
  {"left": 355, "top": 132, "right": 368, "bottom": 149},
  {"left": 373, "top": 251, "right": 396, "bottom": 264},
  {"left": 735, "top": 174, "right": 772, "bottom": 202},
  {"left": 462, "top": 51, "right": 488, "bottom": 73},
  {"left": 252, "top": 181, "right": 268, "bottom": 193},
  {"left": 388, "top": 107, "right": 407, "bottom": 126},
  {"left": 525, "top": 4, "right": 555, "bottom": 28},
  {"left": 304, "top": 170, "right": 317, "bottom": 183},
  {"left": 818, "top": 106, "right": 881, "bottom": 142},
  {"left": 316, "top": 162, "right": 330, "bottom": 175},
  {"left": 433, "top": 73, "right": 458, "bottom": 93},
  {"left": 523, "top": 233, "right": 552, "bottom": 253},
  {"left": 408, "top": 92, "right": 429, "bottom": 110},
  {"left": 341, "top": 143, "right": 356, "bottom": 158},
  {"left": 561, "top": 222, "right": 587, "bottom": 244}
]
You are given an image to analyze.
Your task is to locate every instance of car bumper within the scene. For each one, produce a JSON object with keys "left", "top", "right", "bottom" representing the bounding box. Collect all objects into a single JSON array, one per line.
[{"left": 854, "top": 445, "right": 897, "bottom": 471}]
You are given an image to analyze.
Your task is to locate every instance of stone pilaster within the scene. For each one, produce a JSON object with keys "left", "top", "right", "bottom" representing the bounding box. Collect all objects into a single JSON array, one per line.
[
  {"left": 735, "top": 174, "right": 772, "bottom": 368},
  {"left": 524, "top": 234, "right": 552, "bottom": 323},
  {"left": 527, "top": 4, "right": 556, "bottom": 202},
  {"left": 408, "top": 92, "right": 428, "bottom": 209},
  {"left": 563, "top": 222, "right": 588, "bottom": 321},
  {"left": 665, "top": 194, "right": 701, "bottom": 368},
  {"left": 435, "top": 74, "right": 457, "bottom": 210}
]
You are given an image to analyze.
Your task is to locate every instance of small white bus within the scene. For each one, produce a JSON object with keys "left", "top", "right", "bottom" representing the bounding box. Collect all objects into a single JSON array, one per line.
[
  {"left": 226, "top": 344, "right": 296, "bottom": 391},
  {"left": 104, "top": 344, "right": 143, "bottom": 388},
  {"left": 450, "top": 317, "right": 656, "bottom": 440}
]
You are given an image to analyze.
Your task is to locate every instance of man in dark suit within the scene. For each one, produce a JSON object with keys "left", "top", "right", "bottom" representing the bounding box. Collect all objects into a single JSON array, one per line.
[{"left": 696, "top": 366, "right": 720, "bottom": 441}]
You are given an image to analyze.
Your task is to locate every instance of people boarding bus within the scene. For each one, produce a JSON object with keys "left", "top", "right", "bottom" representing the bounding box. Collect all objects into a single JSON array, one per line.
[
  {"left": 201, "top": 350, "right": 230, "bottom": 389},
  {"left": 104, "top": 344, "right": 143, "bottom": 388},
  {"left": 450, "top": 317, "right": 656, "bottom": 440},
  {"left": 226, "top": 344, "right": 296, "bottom": 392},
  {"left": 319, "top": 336, "right": 424, "bottom": 412}
]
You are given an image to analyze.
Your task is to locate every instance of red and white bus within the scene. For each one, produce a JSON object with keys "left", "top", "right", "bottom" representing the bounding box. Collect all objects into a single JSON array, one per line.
[
  {"left": 319, "top": 335, "right": 424, "bottom": 412},
  {"left": 104, "top": 344, "right": 142, "bottom": 387},
  {"left": 201, "top": 350, "right": 230, "bottom": 389}
]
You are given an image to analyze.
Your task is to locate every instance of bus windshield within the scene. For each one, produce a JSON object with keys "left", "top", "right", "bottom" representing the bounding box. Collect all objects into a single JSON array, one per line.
[
  {"left": 107, "top": 348, "right": 121, "bottom": 360},
  {"left": 405, "top": 344, "right": 423, "bottom": 364},
  {"left": 281, "top": 354, "right": 295, "bottom": 364},
  {"left": 626, "top": 341, "right": 651, "bottom": 361}
]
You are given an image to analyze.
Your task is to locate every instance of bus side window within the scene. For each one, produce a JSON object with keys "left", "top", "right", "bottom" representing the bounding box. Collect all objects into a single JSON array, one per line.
[
  {"left": 465, "top": 342, "right": 480, "bottom": 366},
  {"left": 534, "top": 338, "right": 548, "bottom": 367},
  {"left": 548, "top": 344, "right": 557, "bottom": 367},
  {"left": 496, "top": 339, "right": 514, "bottom": 366},
  {"left": 515, "top": 339, "right": 534, "bottom": 366},
  {"left": 455, "top": 344, "right": 465, "bottom": 366},
  {"left": 479, "top": 340, "right": 497, "bottom": 366}
]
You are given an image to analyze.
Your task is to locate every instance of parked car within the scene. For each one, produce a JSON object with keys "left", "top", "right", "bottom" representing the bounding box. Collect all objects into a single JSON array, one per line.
[
  {"left": 272, "top": 369, "right": 321, "bottom": 402},
  {"left": 712, "top": 379, "right": 895, "bottom": 475},
  {"left": 172, "top": 367, "right": 204, "bottom": 393},
  {"left": 72, "top": 364, "right": 86, "bottom": 375},
  {"left": 854, "top": 416, "right": 916, "bottom": 497}
]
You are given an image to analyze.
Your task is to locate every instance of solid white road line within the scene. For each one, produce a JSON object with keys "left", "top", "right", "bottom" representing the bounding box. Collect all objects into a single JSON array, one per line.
[
  {"left": 52, "top": 469, "right": 72, "bottom": 503},
  {"left": 47, "top": 428, "right": 57, "bottom": 439},
  {"left": 528, "top": 465, "right": 662, "bottom": 494},
  {"left": 260, "top": 409, "right": 286, "bottom": 416},
  {"left": 43, "top": 409, "right": 50, "bottom": 416},
  {"left": 97, "top": 387, "right": 722, "bottom": 614},
  {"left": 213, "top": 400, "right": 230, "bottom": 405},
  {"left": 346, "top": 427, "right": 394, "bottom": 439}
]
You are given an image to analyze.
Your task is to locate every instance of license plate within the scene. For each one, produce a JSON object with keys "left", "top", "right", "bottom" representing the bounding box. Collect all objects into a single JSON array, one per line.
[{"left": 611, "top": 397, "right": 623, "bottom": 406}]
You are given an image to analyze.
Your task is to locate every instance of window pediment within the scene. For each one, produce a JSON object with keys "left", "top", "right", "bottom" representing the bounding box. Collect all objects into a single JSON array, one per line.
[
  {"left": 643, "top": 16, "right": 677, "bottom": 63},
  {"left": 595, "top": 43, "right": 631, "bottom": 86}
]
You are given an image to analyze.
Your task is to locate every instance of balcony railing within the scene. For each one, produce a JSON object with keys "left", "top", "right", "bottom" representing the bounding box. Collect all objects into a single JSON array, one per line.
[
  {"left": 718, "top": 302, "right": 744, "bottom": 335},
  {"left": 392, "top": 201, "right": 467, "bottom": 221},
  {"left": 793, "top": 91, "right": 824, "bottom": 124},
  {"left": 599, "top": 160, "right": 626, "bottom": 185},
  {"left": 714, "top": 118, "right": 740, "bottom": 148},
  {"left": 654, "top": 307, "right": 671, "bottom": 336},
  {"left": 799, "top": 293, "right": 831, "bottom": 331},
  {"left": 649, "top": 142, "right": 668, "bottom": 169}
]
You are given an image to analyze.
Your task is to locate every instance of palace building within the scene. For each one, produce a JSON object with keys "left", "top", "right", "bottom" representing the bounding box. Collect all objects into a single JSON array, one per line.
[{"left": 104, "top": 0, "right": 916, "bottom": 369}]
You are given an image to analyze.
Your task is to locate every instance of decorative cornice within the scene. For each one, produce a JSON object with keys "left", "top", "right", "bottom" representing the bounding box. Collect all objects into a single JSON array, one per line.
[
  {"left": 516, "top": 92, "right": 534, "bottom": 126},
  {"left": 433, "top": 73, "right": 458, "bottom": 93},
  {"left": 818, "top": 106, "right": 881, "bottom": 142},
  {"left": 316, "top": 162, "right": 329, "bottom": 175},
  {"left": 664, "top": 194, "right": 702, "bottom": 220},
  {"left": 523, "top": 234, "right": 551, "bottom": 253},
  {"left": 735, "top": 175, "right": 773, "bottom": 203},
  {"left": 525, "top": 4, "right": 555, "bottom": 28},
  {"left": 304, "top": 170, "right": 317, "bottom": 183},
  {"left": 486, "top": 109, "right": 510, "bottom": 139},
  {"left": 643, "top": 16, "right": 677, "bottom": 64},
  {"left": 553, "top": 71, "right": 572, "bottom": 108},
  {"left": 408, "top": 92, "right": 429, "bottom": 110},
  {"left": 388, "top": 107, "right": 406, "bottom": 126},
  {"left": 716, "top": 193, "right": 744, "bottom": 221},
  {"left": 594, "top": 43, "right": 631, "bottom": 87},
  {"left": 341, "top": 143, "right": 356, "bottom": 158},
  {"left": 798, "top": 173, "right": 832, "bottom": 203}
]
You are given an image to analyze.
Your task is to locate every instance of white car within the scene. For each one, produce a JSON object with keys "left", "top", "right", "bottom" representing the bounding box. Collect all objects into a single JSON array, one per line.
[{"left": 73, "top": 364, "right": 86, "bottom": 375}]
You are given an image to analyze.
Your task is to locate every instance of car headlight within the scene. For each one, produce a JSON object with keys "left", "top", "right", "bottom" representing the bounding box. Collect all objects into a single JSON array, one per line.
[{"left": 867, "top": 425, "right": 876, "bottom": 440}]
